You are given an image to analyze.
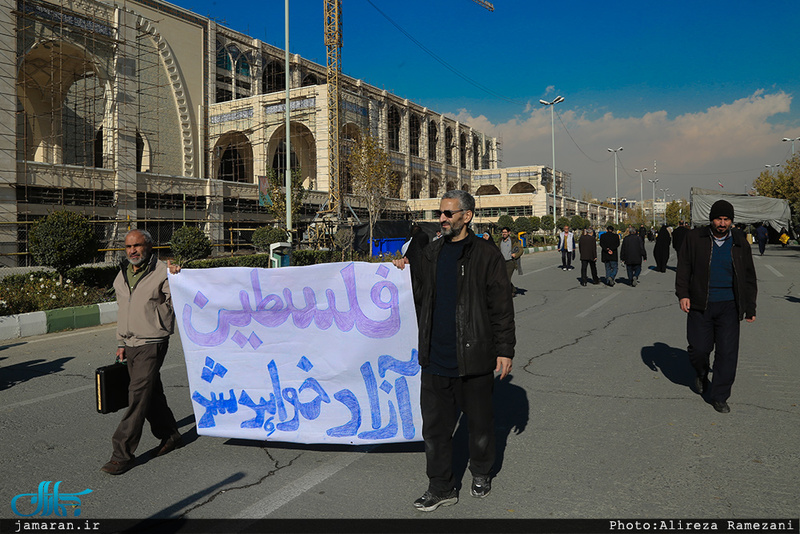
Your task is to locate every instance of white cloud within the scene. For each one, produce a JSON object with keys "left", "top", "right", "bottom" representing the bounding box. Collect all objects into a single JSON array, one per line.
[{"left": 452, "top": 91, "right": 798, "bottom": 200}]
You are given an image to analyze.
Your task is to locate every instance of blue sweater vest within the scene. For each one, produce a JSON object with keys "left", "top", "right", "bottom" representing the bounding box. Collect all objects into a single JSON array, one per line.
[{"left": 708, "top": 236, "right": 735, "bottom": 303}]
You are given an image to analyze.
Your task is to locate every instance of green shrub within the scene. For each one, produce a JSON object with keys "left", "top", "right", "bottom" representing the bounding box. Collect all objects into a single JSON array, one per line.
[
  {"left": 28, "top": 211, "right": 99, "bottom": 277},
  {"left": 0, "top": 272, "right": 113, "bottom": 316},
  {"left": 169, "top": 226, "right": 211, "bottom": 265},
  {"left": 252, "top": 226, "right": 289, "bottom": 252}
]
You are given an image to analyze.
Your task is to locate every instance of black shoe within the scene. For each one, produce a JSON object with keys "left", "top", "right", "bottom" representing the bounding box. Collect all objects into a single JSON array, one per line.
[
  {"left": 580, "top": 280, "right": 587, "bottom": 286},
  {"left": 712, "top": 400, "right": 730, "bottom": 413},
  {"left": 592, "top": 279, "right": 600, "bottom": 285},
  {"left": 413, "top": 489, "right": 458, "bottom": 512},
  {"left": 694, "top": 373, "right": 708, "bottom": 395},
  {"left": 471, "top": 476, "right": 492, "bottom": 498}
]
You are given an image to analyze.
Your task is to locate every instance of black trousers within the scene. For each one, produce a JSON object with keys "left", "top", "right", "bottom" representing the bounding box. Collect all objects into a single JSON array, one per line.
[
  {"left": 561, "top": 249, "right": 572, "bottom": 268},
  {"left": 421, "top": 371, "right": 495, "bottom": 495},
  {"left": 580, "top": 260, "right": 598, "bottom": 283},
  {"left": 687, "top": 300, "right": 741, "bottom": 403},
  {"left": 111, "top": 341, "right": 179, "bottom": 462}
]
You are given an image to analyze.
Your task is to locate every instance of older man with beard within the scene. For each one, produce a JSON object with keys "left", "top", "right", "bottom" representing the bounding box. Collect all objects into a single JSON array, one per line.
[
  {"left": 101, "top": 229, "right": 183, "bottom": 475},
  {"left": 394, "top": 189, "right": 516, "bottom": 512}
]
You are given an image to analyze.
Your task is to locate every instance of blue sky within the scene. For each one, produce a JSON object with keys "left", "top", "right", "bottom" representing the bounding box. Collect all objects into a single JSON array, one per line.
[{"left": 172, "top": 0, "right": 800, "bottom": 202}]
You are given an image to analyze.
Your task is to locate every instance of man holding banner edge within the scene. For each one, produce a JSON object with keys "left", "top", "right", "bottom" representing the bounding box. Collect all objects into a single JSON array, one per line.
[{"left": 394, "top": 189, "right": 516, "bottom": 512}]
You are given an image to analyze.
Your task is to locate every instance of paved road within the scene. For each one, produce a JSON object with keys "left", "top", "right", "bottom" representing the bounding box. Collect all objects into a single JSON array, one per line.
[{"left": 1, "top": 243, "right": 798, "bottom": 528}]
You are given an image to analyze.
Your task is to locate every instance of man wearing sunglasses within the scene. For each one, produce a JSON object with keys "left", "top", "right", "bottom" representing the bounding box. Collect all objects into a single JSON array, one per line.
[{"left": 394, "top": 190, "right": 516, "bottom": 512}]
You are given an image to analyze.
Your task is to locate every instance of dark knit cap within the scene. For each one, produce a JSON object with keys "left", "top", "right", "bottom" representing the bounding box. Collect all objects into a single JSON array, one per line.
[{"left": 709, "top": 199, "right": 734, "bottom": 221}]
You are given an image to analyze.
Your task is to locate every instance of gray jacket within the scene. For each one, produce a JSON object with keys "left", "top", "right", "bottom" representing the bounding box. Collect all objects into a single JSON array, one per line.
[{"left": 114, "top": 254, "right": 174, "bottom": 347}]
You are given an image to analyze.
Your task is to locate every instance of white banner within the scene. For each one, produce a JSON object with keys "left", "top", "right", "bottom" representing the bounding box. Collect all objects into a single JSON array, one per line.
[{"left": 169, "top": 262, "right": 421, "bottom": 445}]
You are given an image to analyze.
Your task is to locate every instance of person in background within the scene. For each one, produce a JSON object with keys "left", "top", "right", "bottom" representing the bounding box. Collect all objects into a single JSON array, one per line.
[
  {"left": 621, "top": 226, "right": 647, "bottom": 287},
  {"left": 557, "top": 225, "right": 574, "bottom": 271},
  {"left": 499, "top": 227, "right": 523, "bottom": 297},
  {"left": 672, "top": 220, "right": 689, "bottom": 260},
  {"left": 578, "top": 227, "right": 599, "bottom": 286},
  {"left": 653, "top": 224, "right": 672, "bottom": 272},
  {"left": 755, "top": 223, "right": 769, "bottom": 256},
  {"left": 599, "top": 224, "right": 620, "bottom": 286}
]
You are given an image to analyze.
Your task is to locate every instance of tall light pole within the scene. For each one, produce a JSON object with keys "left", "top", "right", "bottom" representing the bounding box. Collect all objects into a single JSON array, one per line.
[
  {"left": 648, "top": 178, "right": 658, "bottom": 227},
  {"left": 659, "top": 188, "right": 669, "bottom": 226},
  {"left": 635, "top": 168, "right": 647, "bottom": 220},
  {"left": 540, "top": 96, "right": 565, "bottom": 233},
  {"left": 783, "top": 137, "right": 799, "bottom": 155},
  {"left": 765, "top": 164, "right": 781, "bottom": 174},
  {"left": 284, "top": 0, "right": 292, "bottom": 234},
  {"left": 608, "top": 147, "right": 623, "bottom": 225}
]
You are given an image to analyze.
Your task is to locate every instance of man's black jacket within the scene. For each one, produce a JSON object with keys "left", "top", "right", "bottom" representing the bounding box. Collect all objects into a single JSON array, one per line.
[
  {"left": 675, "top": 226, "right": 757, "bottom": 320},
  {"left": 599, "top": 231, "right": 620, "bottom": 262},
  {"left": 406, "top": 229, "right": 515, "bottom": 376}
]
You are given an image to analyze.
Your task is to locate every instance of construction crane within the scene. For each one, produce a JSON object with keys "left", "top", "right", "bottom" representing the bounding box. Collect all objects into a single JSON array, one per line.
[{"left": 317, "top": 0, "right": 492, "bottom": 245}]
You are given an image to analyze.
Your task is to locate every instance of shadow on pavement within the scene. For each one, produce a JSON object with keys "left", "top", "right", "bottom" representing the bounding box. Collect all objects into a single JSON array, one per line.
[
  {"left": 640, "top": 342, "right": 695, "bottom": 390},
  {"left": 0, "top": 356, "right": 73, "bottom": 391}
]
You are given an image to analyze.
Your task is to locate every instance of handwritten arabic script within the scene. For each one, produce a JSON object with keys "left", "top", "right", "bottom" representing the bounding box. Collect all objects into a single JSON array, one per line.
[{"left": 169, "top": 262, "right": 422, "bottom": 445}]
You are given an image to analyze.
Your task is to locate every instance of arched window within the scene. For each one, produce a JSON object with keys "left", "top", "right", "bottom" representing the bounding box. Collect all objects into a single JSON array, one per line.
[
  {"left": 473, "top": 135, "right": 480, "bottom": 169},
  {"left": 271, "top": 139, "right": 300, "bottom": 183},
  {"left": 302, "top": 73, "right": 319, "bottom": 86},
  {"left": 262, "top": 61, "right": 285, "bottom": 93},
  {"left": 216, "top": 42, "right": 231, "bottom": 71},
  {"left": 445, "top": 127, "right": 453, "bottom": 165},
  {"left": 459, "top": 133, "right": 467, "bottom": 169},
  {"left": 237, "top": 56, "right": 250, "bottom": 77},
  {"left": 428, "top": 121, "right": 438, "bottom": 161},
  {"left": 387, "top": 106, "right": 401, "bottom": 152},
  {"left": 409, "top": 114, "right": 420, "bottom": 157}
]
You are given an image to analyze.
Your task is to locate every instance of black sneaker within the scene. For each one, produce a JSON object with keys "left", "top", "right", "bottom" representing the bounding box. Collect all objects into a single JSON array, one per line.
[
  {"left": 471, "top": 476, "right": 492, "bottom": 498},
  {"left": 712, "top": 400, "right": 730, "bottom": 413},
  {"left": 413, "top": 489, "right": 458, "bottom": 512}
]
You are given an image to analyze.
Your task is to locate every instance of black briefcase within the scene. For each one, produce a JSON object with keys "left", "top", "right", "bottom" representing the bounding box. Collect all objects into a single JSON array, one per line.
[{"left": 95, "top": 362, "right": 130, "bottom": 414}]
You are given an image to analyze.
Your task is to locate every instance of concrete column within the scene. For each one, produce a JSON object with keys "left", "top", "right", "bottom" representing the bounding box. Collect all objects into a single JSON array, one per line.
[{"left": 0, "top": 0, "right": 17, "bottom": 265}]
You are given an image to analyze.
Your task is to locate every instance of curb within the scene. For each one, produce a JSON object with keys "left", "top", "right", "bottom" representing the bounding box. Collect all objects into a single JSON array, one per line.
[
  {"left": 524, "top": 245, "right": 558, "bottom": 253},
  {"left": 0, "top": 301, "right": 118, "bottom": 341}
]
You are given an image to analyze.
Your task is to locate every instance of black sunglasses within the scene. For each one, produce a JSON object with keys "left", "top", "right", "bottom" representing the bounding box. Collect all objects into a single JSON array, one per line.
[{"left": 434, "top": 209, "right": 464, "bottom": 218}]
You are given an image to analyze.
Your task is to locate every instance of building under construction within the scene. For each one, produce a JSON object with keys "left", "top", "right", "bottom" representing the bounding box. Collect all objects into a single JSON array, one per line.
[{"left": 0, "top": 0, "right": 609, "bottom": 266}]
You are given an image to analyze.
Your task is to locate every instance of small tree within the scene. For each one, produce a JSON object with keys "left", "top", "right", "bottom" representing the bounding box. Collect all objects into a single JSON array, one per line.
[
  {"left": 170, "top": 226, "right": 211, "bottom": 265},
  {"left": 515, "top": 216, "right": 534, "bottom": 236},
  {"left": 540, "top": 214, "right": 554, "bottom": 233},
  {"left": 346, "top": 130, "right": 397, "bottom": 256},
  {"left": 497, "top": 214, "right": 515, "bottom": 231},
  {"left": 529, "top": 216, "right": 541, "bottom": 232},
  {"left": 570, "top": 215, "right": 586, "bottom": 230},
  {"left": 261, "top": 167, "right": 306, "bottom": 232},
  {"left": 28, "top": 211, "right": 98, "bottom": 280},
  {"left": 252, "top": 226, "right": 289, "bottom": 253},
  {"left": 556, "top": 216, "right": 570, "bottom": 230}
]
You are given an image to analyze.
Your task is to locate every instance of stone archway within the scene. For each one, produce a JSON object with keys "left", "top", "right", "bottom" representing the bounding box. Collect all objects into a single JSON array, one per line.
[
  {"left": 214, "top": 131, "right": 254, "bottom": 183},
  {"left": 267, "top": 122, "right": 317, "bottom": 190},
  {"left": 17, "top": 40, "right": 110, "bottom": 165},
  {"left": 510, "top": 182, "right": 535, "bottom": 194}
]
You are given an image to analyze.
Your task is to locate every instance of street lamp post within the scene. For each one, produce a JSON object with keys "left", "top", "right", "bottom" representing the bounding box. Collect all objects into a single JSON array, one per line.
[
  {"left": 635, "top": 168, "right": 647, "bottom": 221},
  {"left": 648, "top": 178, "right": 658, "bottom": 227},
  {"left": 765, "top": 164, "right": 781, "bottom": 174},
  {"left": 783, "top": 137, "right": 799, "bottom": 155},
  {"left": 608, "top": 147, "right": 623, "bottom": 225},
  {"left": 540, "top": 96, "right": 565, "bottom": 234}
]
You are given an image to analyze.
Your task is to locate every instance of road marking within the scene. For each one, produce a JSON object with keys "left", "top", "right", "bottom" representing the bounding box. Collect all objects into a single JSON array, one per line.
[
  {"left": 0, "top": 325, "right": 117, "bottom": 348},
  {"left": 576, "top": 292, "right": 620, "bottom": 318},
  {"left": 233, "top": 453, "right": 365, "bottom": 518},
  {"left": 0, "top": 363, "right": 183, "bottom": 412},
  {"left": 764, "top": 264, "right": 784, "bottom": 278}
]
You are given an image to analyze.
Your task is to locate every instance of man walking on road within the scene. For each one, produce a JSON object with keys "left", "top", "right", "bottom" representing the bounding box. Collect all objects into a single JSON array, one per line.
[
  {"left": 101, "top": 229, "right": 183, "bottom": 475},
  {"left": 557, "top": 225, "right": 575, "bottom": 271},
  {"left": 393, "top": 190, "right": 516, "bottom": 512},
  {"left": 620, "top": 227, "right": 647, "bottom": 286},
  {"left": 599, "top": 225, "right": 620, "bottom": 286},
  {"left": 676, "top": 200, "right": 757, "bottom": 413},
  {"left": 499, "top": 226, "right": 523, "bottom": 297}
]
